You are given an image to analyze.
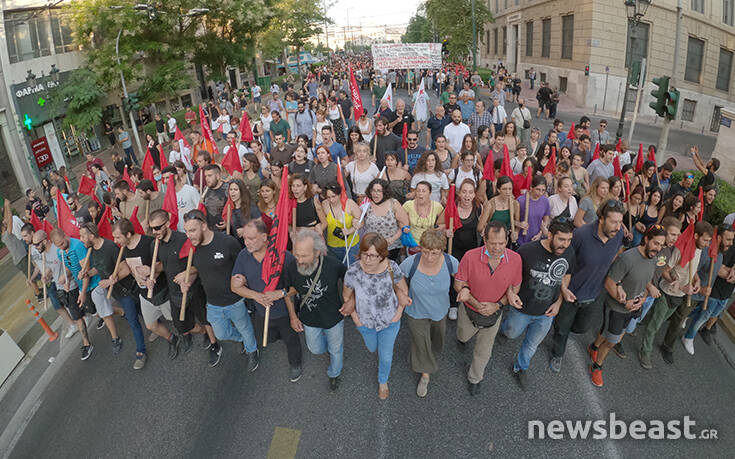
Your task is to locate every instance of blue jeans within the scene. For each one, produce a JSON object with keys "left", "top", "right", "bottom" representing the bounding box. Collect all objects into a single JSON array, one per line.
[
  {"left": 625, "top": 295, "right": 656, "bottom": 334},
  {"left": 119, "top": 295, "right": 146, "bottom": 354},
  {"left": 303, "top": 321, "right": 344, "bottom": 378},
  {"left": 47, "top": 283, "right": 62, "bottom": 311},
  {"left": 123, "top": 146, "right": 138, "bottom": 165},
  {"left": 207, "top": 300, "right": 257, "bottom": 353},
  {"left": 500, "top": 308, "right": 553, "bottom": 372},
  {"left": 262, "top": 133, "right": 272, "bottom": 153},
  {"left": 357, "top": 321, "right": 400, "bottom": 384},
  {"left": 685, "top": 298, "right": 729, "bottom": 339},
  {"left": 328, "top": 245, "right": 358, "bottom": 266}
]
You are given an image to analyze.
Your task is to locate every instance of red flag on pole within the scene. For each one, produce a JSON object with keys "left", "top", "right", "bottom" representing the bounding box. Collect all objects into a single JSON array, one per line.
[
  {"left": 221, "top": 197, "right": 234, "bottom": 222},
  {"left": 261, "top": 165, "right": 293, "bottom": 292},
  {"left": 567, "top": 122, "right": 576, "bottom": 140},
  {"left": 30, "top": 211, "right": 43, "bottom": 231},
  {"left": 613, "top": 154, "right": 622, "bottom": 179},
  {"left": 522, "top": 166, "right": 533, "bottom": 191},
  {"left": 615, "top": 138, "right": 622, "bottom": 152},
  {"left": 542, "top": 147, "right": 556, "bottom": 175},
  {"left": 198, "top": 104, "right": 220, "bottom": 156},
  {"left": 647, "top": 145, "right": 657, "bottom": 168},
  {"left": 122, "top": 166, "right": 136, "bottom": 192},
  {"left": 634, "top": 144, "right": 644, "bottom": 173},
  {"left": 592, "top": 142, "right": 600, "bottom": 161},
  {"left": 482, "top": 152, "right": 496, "bottom": 181},
  {"left": 162, "top": 175, "right": 179, "bottom": 230},
  {"left": 77, "top": 174, "right": 96, "bottom": 197},
  {"left": 42, "top": 219, "right": 55, "bottom": 235},
  {"left": 709, "top": 226, "right": 719, "bottom": 260},
  {"left": 335, "top": 158, "right": 349, "bottom": 210},
  {"left": 444, "top": 184, "right": 463, "bottom": 231},
  {"left": 174, "top": 126, "right": 191, "bottom": 149},
  {"left": 222, "top": 139, "right": 243, "bottom": 175},
  {"left": 624, "top": 174, "right": 631, "bottom": 202},
  {"left": 158, "top": 144, "right": 169, "bottom": 169},
  {"left": 349, "top": 66, "right": 364, "bottom": 119},
  {"left": 674, "top": 222, "right": 697, "bottom": 267},
  {"left": 178, "top": 238, "right": 196, "bottom": 259},
  {"left": 97, "top": 205, "right": 114, "bottom": 240},
  {"left": 142, "top": 148, "right": 158, "bottom": 190},
  {"left": 401, "top": 122, "right": 408, "bottom": 150},
  {"left": 130, "top": 207, "right": 145, "bottom": 235},
  {"left": 55, "top": 189, "right": 80, "bottom": 238},
  {"left": 698, "top": 186, "right": 705, "bottom": 221},
  {"left": 239, "top": 112, "right": 254, "bottom": 143},
  {"left": 500, "top": 144, "right": 513, "bottom": 178}
]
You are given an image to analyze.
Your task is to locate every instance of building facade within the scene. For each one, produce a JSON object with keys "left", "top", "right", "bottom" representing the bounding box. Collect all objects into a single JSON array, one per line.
[{"left": 481, "top": 0, "right": 735, "bottom": 135}]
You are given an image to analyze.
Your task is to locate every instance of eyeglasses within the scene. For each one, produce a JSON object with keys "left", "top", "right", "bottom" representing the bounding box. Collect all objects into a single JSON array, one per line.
[
  {"left": 150, "top": 223, "right": 167, "bottom": 232},
  {"left": 360, "top": 252, "right": 381, "bottom": 260}
]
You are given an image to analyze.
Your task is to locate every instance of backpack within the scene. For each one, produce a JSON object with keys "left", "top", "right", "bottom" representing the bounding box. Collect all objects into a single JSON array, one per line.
[
  {"left": 405, "top": 252, "right": 454, "bottom": 287},
  {"left": 452, "top": 167, "right": 481, "bottom": 187}
]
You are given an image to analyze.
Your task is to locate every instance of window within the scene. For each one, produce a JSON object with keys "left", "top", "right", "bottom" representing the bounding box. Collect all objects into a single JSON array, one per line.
[
  {"left": 691, "top": 0, "right": 705, "bottom": 13},
  {"left": 685, "top": 37, "right": 705, "bottom": 83},
  {"left": 49, "top": 10, "right": 75, "bottom": 54},
  {"left": 4, "top": 10, "right": 52, "bottom": 63},
  {"left": 716, "top": 48, "right": 733, "bottom": 91},
  {"left": 542, "top": 18, "right": 551, "bottom": 58},
  {"left": 561, "top": 15, "right": 574, "bottom": 60},
  {"left": 725, "top": 0, "right": 734, "bottom": 26},
  {"left": 494, "top": 28, "right": 498, "bottom": 55},
  {"left": 625, "top": 21, "right": 650, "bottom": 68},
  {"left": 525, "top": 21, "right": 533, "bottom": 56},
  {"left": 681, "top": 99, "right": 697, "bottom": 121},
  {"left": 502, "top": 26, "right": 507, "bottom": 56},
  {"left": 559, "top": 76, "right": 568, "bottom": 93}
]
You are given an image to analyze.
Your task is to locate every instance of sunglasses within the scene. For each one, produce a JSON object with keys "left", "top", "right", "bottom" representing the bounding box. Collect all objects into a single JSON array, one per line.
[
  {"left": 686, "top": 175, "right": 694, "bottom": 179},
  {"left": 150, "top": 223, "right": 167, "bottom": 232}
]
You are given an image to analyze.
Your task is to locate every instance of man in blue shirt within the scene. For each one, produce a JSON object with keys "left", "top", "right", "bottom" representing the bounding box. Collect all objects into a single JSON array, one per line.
[
  {"left": 548, "top": 201, "right": 625, "bottom": 373},
  {"left": 405, "top": 131, "right": 426, "bottom": 173},
  {"left": 457, "top": 92, "right": 475, "bottom": 122},
  {"left": 426, "top": 105, "right": 451, "bottom": 149},
  {"left": 316, "top": 125, "right": 347, "bottom": 163}
]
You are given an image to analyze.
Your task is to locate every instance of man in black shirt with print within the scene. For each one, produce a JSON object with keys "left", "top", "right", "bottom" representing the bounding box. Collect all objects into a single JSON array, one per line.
[{"left": 183, "top": 209, "right": 259, "bottom": 370}]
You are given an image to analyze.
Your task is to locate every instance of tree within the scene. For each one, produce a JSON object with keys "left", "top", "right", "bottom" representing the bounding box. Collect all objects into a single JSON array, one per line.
[
  {"left": 51, "top": 68, "right": 105, "bottom": 131},
  {"left": 424, "top": 0, "right": 493, "bottom": 61},
  {"left": 402, "top": 13, "right": 433, "bottom": 43}
]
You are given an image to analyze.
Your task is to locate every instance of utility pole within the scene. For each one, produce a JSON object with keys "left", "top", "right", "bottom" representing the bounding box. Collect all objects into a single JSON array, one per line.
[
  {"left": 657, "top": 0, "right": 682, "bottom": 163},
  {"left": 471, "top": 0, "right": 477, "bottom": 70},
  {"left": 115, "top": 28, "right": 143, "bottom": 157}
]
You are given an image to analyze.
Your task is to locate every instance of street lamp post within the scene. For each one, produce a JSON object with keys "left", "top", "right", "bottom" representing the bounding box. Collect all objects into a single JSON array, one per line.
[
  {"left": 615, "top": 0, "right": 651, "bottom": 142},
  {"left": 115, "top": 27, "right": 143, "bottom": 157},
  {"left": 471, "top": 0, "right": 477, "bottom": 70}
]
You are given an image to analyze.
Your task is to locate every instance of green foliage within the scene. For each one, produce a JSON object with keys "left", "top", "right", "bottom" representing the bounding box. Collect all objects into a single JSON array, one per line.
[
  {"left": 424, "top": 0, "right": 493, "bottom": 61},
  {"left": 52, "top": 68, "right": 105, "bottom": 131},
  {"left": 257, "top": 0, "right": 329, "bottom": 62},
  {"left": 137, "top": 61, "right": 193, "bottom": 105},
  {"left": 402, "top": 13, "right": 433, "bottom": 43},
  {"left": 671, "top": 170, "right": 735, "bottom": 225}
]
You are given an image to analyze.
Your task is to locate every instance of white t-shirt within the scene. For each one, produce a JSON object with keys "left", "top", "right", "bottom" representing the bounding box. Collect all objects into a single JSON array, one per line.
[
  {"left": 217, "top": 115, "right": 232, "bottom": 134},
  {"left": 167, "top": 117, "right": 177, "bottom": 134},
  {"left": 411, "top": 172, "right": 449, "bottom": 202},
  {"left": 34, "top": 245, "right": 77, "bottom": 289},
  {"left": 252, "top": 85, "right": 261, "bottom": 98},
  {"left": 169, "top": 147, "right": 193, "bottom": 171},
  {"left": 346, "top": 162, "right": 380, "bottom": 195},
  {"left": 176, "top": 184, "right": 200, "bottom": 231},
  {"left": 443, "top": 122, "right": 471, "bottom": 153},
  {"left": 449, "top": 167, "right": 479, "bottom": 186}
]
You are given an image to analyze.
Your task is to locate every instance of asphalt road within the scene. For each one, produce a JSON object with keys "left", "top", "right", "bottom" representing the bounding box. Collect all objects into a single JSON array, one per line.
[{"left": 7, "top": 304, "right": 735, "bottom": 458}]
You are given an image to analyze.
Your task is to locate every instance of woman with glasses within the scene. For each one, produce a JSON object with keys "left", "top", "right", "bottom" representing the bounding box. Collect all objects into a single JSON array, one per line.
[
  {"left": 343, "top": 232, "right": 411, "bottom": 400},
  {"left": 574, "top": 176, "right": 609, "bottom": 228},
  {"left": 322, "top": 182, "right": 363, "bottom": 265},
  {"left": 290, "top": 174, "right": 327, "bottom": 232},
  {"left": 380, "top": 152, "right": 412, "bottom": 204},
  {"left": 478, "top": 175, "right": 520, "bottom": 245},
  {"left": 362, "top": 179, "right": 410, "bottom": 261}
]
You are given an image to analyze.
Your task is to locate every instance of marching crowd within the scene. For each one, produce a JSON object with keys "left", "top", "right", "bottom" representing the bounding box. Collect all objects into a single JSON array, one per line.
[{"left": 2, "top": 56, "right": 734, "bottom": 401}]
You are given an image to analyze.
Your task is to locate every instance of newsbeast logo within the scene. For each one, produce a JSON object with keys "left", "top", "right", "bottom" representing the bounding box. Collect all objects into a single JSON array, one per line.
[{"left": 528, "top": 413, "right": 718, "bottom": 440}]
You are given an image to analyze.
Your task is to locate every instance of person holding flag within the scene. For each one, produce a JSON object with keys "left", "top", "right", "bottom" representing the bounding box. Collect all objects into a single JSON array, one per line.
[
  {"left": 411, "top": 78, "right": 430, "bottom": 134},
  {"left": 516, "top": 175, "right": 551, "bottom": 246}
]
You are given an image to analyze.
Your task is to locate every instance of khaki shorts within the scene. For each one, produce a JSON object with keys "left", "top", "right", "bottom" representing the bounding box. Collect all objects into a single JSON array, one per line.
[{"left": 139, "top": 295, "right": 172, "bottom": 325}]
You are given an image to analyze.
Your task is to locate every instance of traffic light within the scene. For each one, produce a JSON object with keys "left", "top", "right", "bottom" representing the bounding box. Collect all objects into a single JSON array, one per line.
[
  {"left": 584, "top": 65, "right": 589, "bottom": 76},
  {"left": 122, "top": 93, "right": 140, "bottom": 112},
  {"left": 649, "top": 76, "right": 669, "bottom": 118},
  {"left": 665, "top": 88, "right": 680, "bottom": 120}
]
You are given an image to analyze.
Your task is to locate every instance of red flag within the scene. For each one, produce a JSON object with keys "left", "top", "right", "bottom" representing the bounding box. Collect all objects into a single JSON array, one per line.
[
  {"left": 142, "top": 148, "right": 157, "bottom": 190},
  {"left": 239, "top": 112, "right": 254, "bottom": 142},
  {"left": 158, "top": 144, "right": 169, "bottom": 169},
  {"left": 624, "top": 174, "right": 631, "bottom": 203},
  {"left": 261, "top": 165, "right": 293, "bottom": 291},
  {"left": 55, "top": 189, "right": 80, "bottom": 238},
  {"left": 615, "top": 138, "right": 622, "bottom": 152},
  {"left": 175, "top": 126, "right": 191, "bottom": 149},
  {"left": 592, "top": 142, "right": 600, "bottom": 161},
  {"left": 130, "top": 207, "right": 145, "bottom": 235},
  {"left": 542, "top": 147, "right": 556, "bottom": 175},
  {"left": 709, "top": 226, "right": 719, "bottom": 260},
  {"left": 77, "top": 174, "right": 96, "bottom": 197},
  {"left": 162, "top": 175, "right": 179, "bottom": 230},
  {"left": 522, "top": 166, "right": 533, "bottom": 191},
  {"left": 675, "top": 222, "right": 697, "bottom": 267},
  {"left": 634, "top": 144, "right": 644, "bottom": 173},
  {"left": 63, "top": 175, "right": 71, "bottom": 190},
  {"left": 482, "top": 152, "right": 495, "bottom": 181},
  {"left": 444, "top": 184, "right": 463, "bottom": 232},
  {"left": 198, "top": 104, "right": 220, "bottom": 156},
  {"left": 567, "top": 122, "right": 575, "bottom": 140},
  {"left": 198, "top": 202, "right": 207, "bottom": 215},
  {"left": 97, "top": 205, "right": 113, "bottom": 240},
  {"left": 613, "top": 154, "right": 622, "bottom": 179},
  {"left": 30, "top": 211, "right": 43, "bottom": 231},
  {"left": 178, "top": 238, "right": 196, "bottom": 259},
  {"left": 222, "top": 139, "right": 243, "bottom": 175},
  {"left": 698, "top": 186, "right": 705, "bottom": 221},
  {"left": 647, "top": 145, "right": 657, "bottom": 168},
  {"left": 500, "top": 144, "right": 513, "bottom": 178},
  {"left": 122, "top": 166, "right": 136, "bottom": 192},
  {"left": 221, "top": 197, "right": 234, "bottom": 222},
  {"left": 43, "top": 219, "right": 55, "bottom": 235},
  {"left": 335, "top": 158, "right": 349, "bottom": 210},
  {"left": 349, "top": 66, "right": 364, "bottom": 119},
  {"left": 401, "top": 122, "right": 408, "bottom": 150}
]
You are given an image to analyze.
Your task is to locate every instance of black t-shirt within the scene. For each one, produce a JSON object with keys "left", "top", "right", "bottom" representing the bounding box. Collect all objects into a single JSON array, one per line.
[
  {"left": 338, "top": 98, "right": 352, "bottom": 118},
  {"left": 696, "top": 170, "right": 716, "bottom": 191},
  {"left": 712, "top": 245, "right": 735, "bottom": 300},
  {"left": 155, "top": 119, "right": 165, "bottom": 133},
  {"left": 74, "top": 206, "right": 93, "bottom": 227},
  {"left": 444, "top": 103, "right": 460, "bottom": 115},
  {"left": 289, "top": 160, "right": 313, "bottom": 176},
  {"left": 157, "top": 231, "right": 204, "bottom": 299},
  {"left": 192, "top": 231, "right": 242, "bottom": 306},
  {"left": 122, "top": 235, "right": 169, "bottom": 305},
  {"left": 91, "top": 239, "right": 137, "bottom": 300},
  {"left": 517, "top": 240, "right": 575, "bottom": 316},
  {"left": 285, "top": 255, "right": 346, "bottom": 329},
  {"left": 388, "top": 112, "right": 415, "bottom": 137},
  {"left": 232, "top": 249, "right": 295, "bottom": 318},
  {"left": 203, "top": 184, "right": 228, "bottom": 229}
]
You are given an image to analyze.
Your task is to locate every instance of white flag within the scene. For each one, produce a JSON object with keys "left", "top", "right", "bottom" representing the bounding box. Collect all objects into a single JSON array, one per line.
[
  {"left": 381, "top": 82, "right": 394, "bottom": 110},
  {"left": 413, "top": 78, "right": 429, "bottom": 122}
]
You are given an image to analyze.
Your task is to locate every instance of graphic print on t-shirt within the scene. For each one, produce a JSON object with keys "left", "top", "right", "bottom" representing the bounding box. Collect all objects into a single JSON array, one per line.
[
  {"left": 299, "top": 277, "right": 327, "bottom": 312},
  {"left": 529, "top": 257, "right": 569, "bottom": 303}
]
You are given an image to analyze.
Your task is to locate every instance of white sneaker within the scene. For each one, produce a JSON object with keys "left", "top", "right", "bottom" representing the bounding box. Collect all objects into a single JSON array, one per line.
[
  {"left": 448, "top": 307, "right": 458, "bottom": 321},
  {"left": 682, "top": 337, "right": 695, "bottom": 355},
  {"left": 148, "top": 333, "right": 159, "bottom": 343},
  {"left": 681, "top": 318, "right": 688, "bottom": 329},
  {"left": 65, "top": 326, "right": 78, "bottom": 339}
]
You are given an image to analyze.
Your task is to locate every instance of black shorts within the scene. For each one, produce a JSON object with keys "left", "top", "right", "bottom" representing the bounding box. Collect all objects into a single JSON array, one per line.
[
  {"left": 600, "top": 303, "right": 633, "bottom": 344},
  {"left": 58, "top": 289, "right": 95, "bottom": 321},
  {"left": 169, "top": 285, "right": 209, "bottom": 334}
]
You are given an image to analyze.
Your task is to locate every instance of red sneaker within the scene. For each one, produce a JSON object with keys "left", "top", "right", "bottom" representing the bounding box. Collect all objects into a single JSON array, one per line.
[
  {"left": 587, "top": 344, "right": 598, "bottom": 362},
  {"left": 590, "top": 365, "right": 604, "bottom": 387}
]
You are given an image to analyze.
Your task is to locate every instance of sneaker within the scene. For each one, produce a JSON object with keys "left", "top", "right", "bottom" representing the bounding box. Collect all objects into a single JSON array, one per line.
[
  {"left": 81, "top": 344, "right": 94, "bottom": 361},
  {"left": 514, "top": 368, "right": 528, "bottom": 391},
  {"left": 329, "top": 376, "right": 340, "bottom": 392},
  {"left": 148, "top": 332, "right": 159, "bottom": 343},
  {"left": 416, "top": 375, "right": 430, "bottom": 397},
  {"left": 289, "top": 365, "right": 303, "bottom": 383},
  {"left": 182, "top": 334, "right": 193, "bottom": 354},
  {"left": 587, "top": 344, "right": 598, "bottom": 362},
  {"left": 168, "top": 334, "right": 180, "bottom": 360},
  {"left": 96, "top": 318, "right": 105, "bottom": 330},
  {"left": 701, "top": 327, "right": 714, "bottom": 345},
  {"left": 201, "top": 334, "right": 213, "bottom": 350},
  {"left": 681, "top": 318, "right": 688, "bottom": 329},
  {"left": 660, "top": 345, "right": 674, "bottom": 365},
  {"left": 681, "top": 337, "right": 695, "bottom": 355},
  {"left": 111, "top": 337, "right": 123, "bottom": 355},
  {"left": 638, "top": 350, "right": 653, "bottom": 370},
  {"left": 208, "top": 343, "right": 223, "bottom": 367},
  {"left": 467, "top": 381, "right": 480, "bottom": 396},
  {"left": 133, "top": 354, "right": 147, "bottom": 370},
  {"left": 710, "top": 322, "right": 718, "bottom": 335},
  {"left": 613, "top": 342, "right": 627, "bottom": 359},
  {"left": 590, "top": 365, "right": 603, "bottom": 387},
  {"left": 64, "top": 326, "right": 77, "bottom": 339},
  {"left": 247, "top": 349, "right": 260, "bottom": 372},
  {"left": 448, "top": 307, "right": 458, "bottom": 321},
  {"left": 549, "top": 356, "right": 562, "bottom": 374}
]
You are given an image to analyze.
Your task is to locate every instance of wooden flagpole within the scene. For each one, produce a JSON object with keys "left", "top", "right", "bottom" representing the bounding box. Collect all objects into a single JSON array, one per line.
[
  {"left": 448, "top": 217, "right": 454, "bottom": 254},
  {"left": 179, "top": 247, "right": 194, "bottom": 321},
  {"left": 147, "top": 238, "right": 160, "bottom": 299},
  {"left": 107, "top": 245, "right": 125, "bottom": 299}
]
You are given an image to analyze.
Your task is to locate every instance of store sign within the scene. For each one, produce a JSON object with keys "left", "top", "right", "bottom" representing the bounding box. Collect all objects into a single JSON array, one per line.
[
  {"left": 30, "top": 137, "right": 53, "bottom": 169},
  {"left": 15, "top": 81, "right": 60, "bottom": 99}
]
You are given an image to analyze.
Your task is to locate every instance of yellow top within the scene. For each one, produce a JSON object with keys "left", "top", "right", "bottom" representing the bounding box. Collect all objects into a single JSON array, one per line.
[
  {"left": 402, "top": 200, "right": 444, "bottom": 244},
  {"left": 326, "top": 211, "right": 359, "bottom": 248}
]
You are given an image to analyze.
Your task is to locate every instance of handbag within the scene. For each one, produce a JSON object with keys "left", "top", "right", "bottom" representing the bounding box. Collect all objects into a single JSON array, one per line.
[
  {"left": 520, "top": 109, "right": 531, "bottom": 129},
  {"left": 463, "top": 303, "right": 502, "bottom": 328}
]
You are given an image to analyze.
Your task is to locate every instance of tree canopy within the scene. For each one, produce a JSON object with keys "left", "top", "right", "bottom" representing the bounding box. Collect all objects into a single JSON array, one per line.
[{"left": 423, "top": 0, "right": 493, "bottom": 61}]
